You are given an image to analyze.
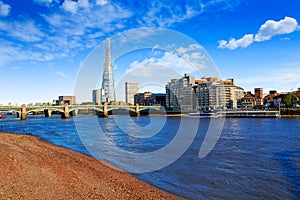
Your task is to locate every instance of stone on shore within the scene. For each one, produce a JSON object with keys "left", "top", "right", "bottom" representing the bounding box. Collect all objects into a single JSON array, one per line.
[{"left": 0, "top": 132, "right": 177, "bottom": 199}]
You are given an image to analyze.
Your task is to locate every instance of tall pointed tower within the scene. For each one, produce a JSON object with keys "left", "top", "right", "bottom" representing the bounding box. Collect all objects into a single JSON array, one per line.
[{"left": 102, "top": 38, "right": 116, "bottom": 102}]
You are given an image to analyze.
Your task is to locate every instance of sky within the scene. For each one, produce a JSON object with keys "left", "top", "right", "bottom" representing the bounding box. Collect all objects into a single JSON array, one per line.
[{"left": 0, "top": 0, "right": 299, "bottom": 104}]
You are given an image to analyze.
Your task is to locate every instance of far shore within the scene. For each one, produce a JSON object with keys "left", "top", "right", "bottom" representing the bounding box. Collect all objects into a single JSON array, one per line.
[
  {"left": 281, "top": 115, "right": 300, "bottom": 118},
  {"left": 0, "top": 132, "right": 177, "bottom": 199},
  {"left": 1, "top": 112, "right": 300, "bottom": 119}
]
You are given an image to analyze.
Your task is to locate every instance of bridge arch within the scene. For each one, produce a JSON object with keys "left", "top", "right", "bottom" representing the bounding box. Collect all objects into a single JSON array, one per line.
[
  {"left": 107, "top": 107, "right": 136, "bottom": 113},
  {"left": 26, "top": 108, "right": 65, "bottom": 114}
]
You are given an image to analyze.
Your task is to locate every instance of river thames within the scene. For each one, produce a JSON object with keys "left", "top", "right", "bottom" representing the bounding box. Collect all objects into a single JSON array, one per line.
[{"left": 0, "top": 115, "right": 299, "bottom": 199}]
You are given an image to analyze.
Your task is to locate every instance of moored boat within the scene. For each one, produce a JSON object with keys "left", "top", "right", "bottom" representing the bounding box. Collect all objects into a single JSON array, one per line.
[{"left": 186, "top": 112, "right": 224, "bottom": 118}]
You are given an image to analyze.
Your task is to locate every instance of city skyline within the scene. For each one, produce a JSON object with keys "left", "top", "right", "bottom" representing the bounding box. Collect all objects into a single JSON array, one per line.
[{"left": 0, "top": 0, "right": 300, "bottom": 104}]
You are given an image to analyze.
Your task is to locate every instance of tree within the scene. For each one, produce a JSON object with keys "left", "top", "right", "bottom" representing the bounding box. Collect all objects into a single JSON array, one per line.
[{"left": 282, "top": 94, "right": 298, "bottom": 108}]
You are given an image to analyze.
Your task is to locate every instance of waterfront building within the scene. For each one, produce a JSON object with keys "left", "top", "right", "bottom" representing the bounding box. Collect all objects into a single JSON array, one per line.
[
  {"left": 291, "top": 88, "right": 300, "bottom": 97},
  {"left": 101, "top": 39, "right": 116, "bottom": 103},
  {"left": 134, "top": 92, "right": 152, "bottom": 106},
  {"left": 92, "top": 88, "right": 105, "bottom": 105},
  {"left": 222, "top": 79, "right": 244, "bottom": 109},
  {"left": 241, "top": 88, "right": 265, "bottom": 108},
  {"left": 166, "top": 74, "right": 244, "bottom": 111},
  {"left": 195, "top": 79, "right": 225, "bottom": 111},
  {"left": 125, "top": 82, "right": 139, "bottom": 105},
  {"left": 254, "top": 88, "right": 263, "bottom": 106},
  {"left": 241, "top": 91, "right": 256, "bottom": 108},
  {"left": 150, "top": 93, "right": 166, "bottom": 106},
  {"left": 195, "top": 78, "right": 244, "bottom": 111},
  {"left": 273, "top": 94, "right": 285, "bottom": 108},
  {"left": 134, "top": 92, "right": 166, "bottom": 106},
  {"left": 166, "top": 74, "right": 197, "bottom": 111},
  {"left": 264, "top": 90, "right": 280, "bottom": 107},
  {"left": 58, "top": 96, "right": 76, "bottom": 105}
]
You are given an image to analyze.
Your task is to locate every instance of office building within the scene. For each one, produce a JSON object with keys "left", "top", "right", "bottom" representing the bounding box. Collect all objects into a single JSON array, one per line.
[
  {"left": 102, "top": 39, "right": 116, "bottom": 103},
  {"left": 92, "top": 88, "right": 105, "bottom": 105},
  {"left": 150, "top": 93, "right": 166, "bottom": 106},
  {"left": 58, "top": 96, "right": 76, "bottom": 105},
  {"left": 125, "top": 82, "right": 139, "bottom": 105},
  {"left": 165, "top": 74, "right": 197, "bottom": 111},
  {"left": 134, "top": 92, "right": 166, "bottom": 106},
  {"left": 195, "top": 78, "right": 244, "bottom": 111},
  {"left": 134, "top": 92, "right": 152, "bottom": 106}
]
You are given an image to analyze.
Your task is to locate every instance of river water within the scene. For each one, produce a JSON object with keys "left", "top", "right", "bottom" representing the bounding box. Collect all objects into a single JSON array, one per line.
[{"left": 0, "top": 115, "right": 299, "bottom": 200}]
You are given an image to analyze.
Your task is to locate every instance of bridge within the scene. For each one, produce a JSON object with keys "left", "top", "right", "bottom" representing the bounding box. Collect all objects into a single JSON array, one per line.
[{"left": 0, "top": 104, "right": 162, "bottom": 120}]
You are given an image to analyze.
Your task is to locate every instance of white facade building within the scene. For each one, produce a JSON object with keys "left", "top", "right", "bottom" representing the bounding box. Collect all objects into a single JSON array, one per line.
[
  {"left": 92, "top": 88, "right": 105, "bottom": 105},
  {"left": 125, "top": 82, "right": 139, "bottom": 105}
]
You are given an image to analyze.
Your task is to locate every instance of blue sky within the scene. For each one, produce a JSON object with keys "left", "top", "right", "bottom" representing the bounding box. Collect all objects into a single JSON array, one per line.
[{"left": 0, "top": 0, "right": 299, "bottom": 104}]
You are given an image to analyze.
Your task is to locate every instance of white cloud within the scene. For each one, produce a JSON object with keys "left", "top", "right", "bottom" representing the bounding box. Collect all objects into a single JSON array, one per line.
[
  {"left": 61, "top": 0, "right": 89, "bottom": 14},
  {"left": 280, "top": 37, "right": 291, "bottom": 41},
  {"left": 0, "top": 1, "right": 11, "bottom": 17},
  {"left": 128, "top": 50, "right": 201, "bottom": 78},
  {"left": 33, "top": 0, "right": 53, "bottom": 4},
  {"left": 78, "top": 0, "right": 89, "bottom": 9},
  {"left": 61, "top": 0, "right": 78, "bottom": 13},
  {"left": 238, "top": 67, "right": 300, "bottom": 93},
  {"left": 254, "top": 16, "right": 298, "bottom": 42},
  {"left": 0, "top": 2, "right": 133, "bottom": 67},
  {"left": 218, "top": 34, "right": 254, "bottom": 50},
  {"left": 0, "top": 39, "right": 56, "bottom": 68},
  {"left": 0, "top": 0, "right": 247, "bottom": 69},
  {"left": 0, "top": 20, "right": 45, "bottom": 42},
  {"left": 96, "top": 0, "right": 108, "bottom": 6},
  {"left": 141, "top": 2, "right": 198, "bottom": 27},
  {"left": 219, "top": 16, "right": 299, "bottom": 50},
  {"left": 176, "top": 43, "right": 203, "bottom": 54},
  {"left": 56, "top": 71, "right": 70, "bottom": 79},
  {"left": 139, "top": 0, "right": 244, "bottom": 28},
  {"left": 12, "top": 66, "right": 21, "bottom": 70}
]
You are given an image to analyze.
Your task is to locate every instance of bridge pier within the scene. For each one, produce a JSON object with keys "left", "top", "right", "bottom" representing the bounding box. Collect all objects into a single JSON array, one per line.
[
  {"left": 61, "top": 104, "right": 70, "bottom": 119},
  {"left": 103, "top": 103, "right": 108, "bottom": 118},
  {"left": 16, "top": 112, "right": 20, "bottom": 118},
  {"left": 44, "top": 109, "right": 51, "bottom": 117},
  {"left": 97, "top": 103, "right": 108, "bottom": 118},
  {"left": 70, "top": 109, "right": 78, "bottom": 116},
  {"left": 20, "top": 104, "right": 27, "bottom": 120},
  {"left": 130, "top": 104, "right": 140, "bottom": 117}
]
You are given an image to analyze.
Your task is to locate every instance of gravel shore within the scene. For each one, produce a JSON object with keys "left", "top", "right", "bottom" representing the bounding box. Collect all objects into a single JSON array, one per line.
[{"left": 0, "top": 132, "right": 177, "bottom": 199}]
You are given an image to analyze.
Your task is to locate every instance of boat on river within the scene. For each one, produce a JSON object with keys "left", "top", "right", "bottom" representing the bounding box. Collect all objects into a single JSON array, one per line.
[
  {"left": 186, "top": 110, "right": 280, "bottom": 118},
  {"left": 219, "top": 110, "right": 281, "bottom": 118},
  {"left": 186, "top": 112, "right": 224, "bottom": 118}
]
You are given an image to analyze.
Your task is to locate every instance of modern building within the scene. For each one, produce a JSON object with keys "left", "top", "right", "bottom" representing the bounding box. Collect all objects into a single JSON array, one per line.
[
  {"left": 166, "top": 74, "right": 197, "bottom": 111},
  {"left": 101, "top": 39, "right": 116, "bottom": 103},
  {"left": 134, "top": 92, "right": 166, "bottom": 106},
  {"left": 195, "top": 78, "right": 244, "bottom": 111},
  {"left": 125, "top": 82, "right": 139, "bottom": 105},
  {"left": 92, "top": 88, "right": 105, "bottom": 105},
  {"left": 223, "top": 79, "right": 244, "bottom": 109},
  {"left": 150, "top": 93, "right": 166, "bottom": 106},
  {"left": 58, "top": 96, "right": 76, "bottom": 105},
  {"left": 134, "top": 92, "right": 153, "bottom": 106}
]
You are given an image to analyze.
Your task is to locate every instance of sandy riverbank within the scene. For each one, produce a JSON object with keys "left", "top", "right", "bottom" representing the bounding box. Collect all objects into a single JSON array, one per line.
[{"left": 0, "top": 132, "right": 177, "bottom": 199}]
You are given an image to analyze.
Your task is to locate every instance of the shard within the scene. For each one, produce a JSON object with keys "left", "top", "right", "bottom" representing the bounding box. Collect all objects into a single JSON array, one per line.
[{"left": 102, "top": 38, "right": 116, "bottom": 102}]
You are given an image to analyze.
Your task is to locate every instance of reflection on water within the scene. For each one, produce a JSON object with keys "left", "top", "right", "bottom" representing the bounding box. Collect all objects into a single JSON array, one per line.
[{"left": 0, "top": 115, "right": 300, "bottom": 199}]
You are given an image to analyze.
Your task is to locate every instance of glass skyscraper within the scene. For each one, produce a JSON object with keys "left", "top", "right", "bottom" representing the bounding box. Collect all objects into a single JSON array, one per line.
[{"left": 101, "top": 39, "right": 116, "bottom": 102}]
